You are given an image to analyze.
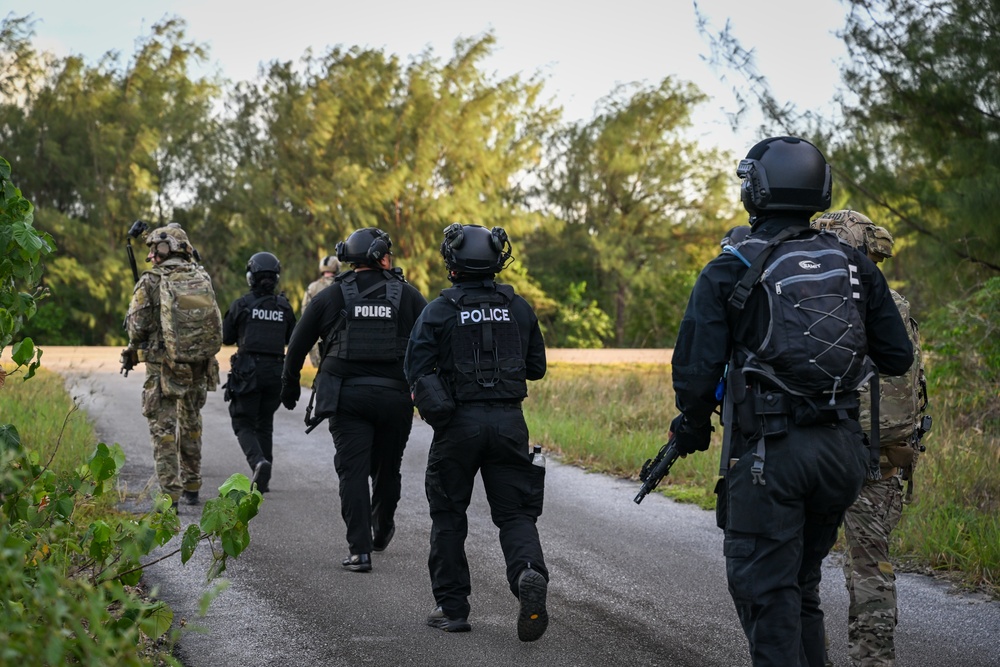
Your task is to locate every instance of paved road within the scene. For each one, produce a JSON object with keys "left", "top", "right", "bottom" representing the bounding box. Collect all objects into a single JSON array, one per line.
[{"left": 32, "top": 347, "right": 1000, "bottom": 666}]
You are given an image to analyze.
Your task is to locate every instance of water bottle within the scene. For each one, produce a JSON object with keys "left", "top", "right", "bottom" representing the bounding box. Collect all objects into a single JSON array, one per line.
[{"left": 531, "top": 444, "right": 545, "bottom": 468}]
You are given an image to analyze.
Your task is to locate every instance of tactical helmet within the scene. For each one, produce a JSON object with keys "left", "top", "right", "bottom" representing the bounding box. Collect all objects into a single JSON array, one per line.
[
  {"left": 720, "top": 225, "right": 751, "bottom": 249},
  {"left": 246, "top": 251, "right": 281, "bottom": 290},
  {"left": 737, "top": 136, "right": 832, "bottom": 216},
  {"left": 145, "top": 223, "right": 193, "bottom": 259},
  {"left": 440, "top": 223, "right": 513, "bottom": 275},
  {"left": 319, "top": 255, "right": 341, "bottom": 275},
  {"left": 869, "top": 225, "right": 895, "bottom": 261},
  {"left": 336, "top": 228, "right": 392, "bottom": 266},
  {"left": 811, "top": 209, "right": 881, "bottom": 257}
]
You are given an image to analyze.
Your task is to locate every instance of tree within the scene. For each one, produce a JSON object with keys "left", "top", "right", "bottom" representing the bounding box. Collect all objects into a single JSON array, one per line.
[
  {"left": 209, "top": 33, "right": 559, "bottom": 313},
  {"left": 1, "top": 15, "right": 223, "bottom": 344},
  {"left": 536, "top": 78, "right": 739, "bottom": 347}
]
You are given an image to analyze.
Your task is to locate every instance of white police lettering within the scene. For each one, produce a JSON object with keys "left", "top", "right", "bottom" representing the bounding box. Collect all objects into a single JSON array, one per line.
[
  {"left": 354, "top": 304, "right": 393, "bottom": 318},
  {"left": 251, "top": 308, "right": 284, "bottom": 322},
  {"left": 458, "top": 307, "right": 511, "bottom": 325}
]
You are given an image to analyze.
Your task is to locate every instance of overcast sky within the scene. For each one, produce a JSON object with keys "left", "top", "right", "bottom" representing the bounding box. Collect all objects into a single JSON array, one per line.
[{"left": 20, "top": 0, "right": 848, "bottom": 154}]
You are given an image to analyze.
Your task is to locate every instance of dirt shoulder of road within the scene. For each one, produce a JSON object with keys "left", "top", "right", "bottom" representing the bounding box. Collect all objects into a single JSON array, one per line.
[{"left": 5, "top": 346, "right": 672, "bottom": 370}]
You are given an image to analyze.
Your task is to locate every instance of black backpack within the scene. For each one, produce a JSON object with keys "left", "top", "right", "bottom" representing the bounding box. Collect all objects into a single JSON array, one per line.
[{"left": 728, "top": 226, "right": 874, "bottom": 403}]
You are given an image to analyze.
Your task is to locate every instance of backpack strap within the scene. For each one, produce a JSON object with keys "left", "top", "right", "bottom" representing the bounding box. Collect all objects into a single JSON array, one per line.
[{"left": 728, "top": 225, "right": 810, "bottom": 312}]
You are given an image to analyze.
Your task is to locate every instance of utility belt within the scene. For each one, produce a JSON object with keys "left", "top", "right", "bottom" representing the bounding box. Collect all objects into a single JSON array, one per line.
[
  {"left": 731, "top": 371, "right": 860, "bottom": 441},
  {"left": 455, "top": 398, "right": 523, "bottom": 409},
  {"left": 341, "top": 376, "right": 409, "bottom": 392}
]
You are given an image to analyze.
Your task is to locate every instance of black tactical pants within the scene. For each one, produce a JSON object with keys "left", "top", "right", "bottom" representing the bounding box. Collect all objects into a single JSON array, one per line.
[
  {"left": 228, "top": 356, "right": 283, "bottom": 471},
  {"left": 329, "top": 383, "right": 413, "bottom": 554},
  {"left": 425, "top": 403, "right": 547, "bottom": 620},
  {"left": 719, "top": 420, "right": 868, "bottom": 667}
]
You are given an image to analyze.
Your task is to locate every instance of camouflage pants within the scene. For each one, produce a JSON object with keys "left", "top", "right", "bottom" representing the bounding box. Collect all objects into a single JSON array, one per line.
[
  {"left": 142, "top": 364, "right": 208, "bottom": 501},
  {"left": 842, "top": 476, "right": 903, "bottom": 666}
]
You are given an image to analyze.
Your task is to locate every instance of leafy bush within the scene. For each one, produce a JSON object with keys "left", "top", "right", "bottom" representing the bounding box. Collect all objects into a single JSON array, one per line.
[{"left": 1, "top": 425, "right": 263, "bottom": 665}]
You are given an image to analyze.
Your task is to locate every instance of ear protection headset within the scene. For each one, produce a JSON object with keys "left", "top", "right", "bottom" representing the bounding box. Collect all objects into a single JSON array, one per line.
[
  {"left": 335, "top": 228, "right": 393, "bottom": 265},
  {"left": 441, "top": 223, "right": 512, "bottom": 273},
  {"left": 367, "top": 229, "right": 391, "bottom": 263}
]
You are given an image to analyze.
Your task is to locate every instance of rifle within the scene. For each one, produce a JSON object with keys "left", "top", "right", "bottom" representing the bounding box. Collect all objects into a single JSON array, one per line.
[
  {"left": 120, "top": 220, "right": 149, "bottom": 376},
  {"left": 633, "top": 437, "right": 681, "bottom": 505}
]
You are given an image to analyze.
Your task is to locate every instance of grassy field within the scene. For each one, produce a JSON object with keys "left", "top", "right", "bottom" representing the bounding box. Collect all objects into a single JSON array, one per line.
[{"left": 524, "top": 362, "right": 1000, "bottom": 595}]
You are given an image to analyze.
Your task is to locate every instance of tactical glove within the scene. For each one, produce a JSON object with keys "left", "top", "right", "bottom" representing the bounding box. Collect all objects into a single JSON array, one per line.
[
  {"left": 280, "top": 380, "right": 301, "bottom": 410},
  {"left": 670, "top": 414, "right": 713, "bottom": 455}
]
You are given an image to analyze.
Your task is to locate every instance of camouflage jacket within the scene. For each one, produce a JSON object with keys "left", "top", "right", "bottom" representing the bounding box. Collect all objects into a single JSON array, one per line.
[
  {"left": 126, "top": 257, "right": 219, "bottom": 387},
  {"left": 302, "top": 275, "right": 336, "bottom": 314},
  {"left": 859, "top": 288, "right": 924, "bottom": 473}
]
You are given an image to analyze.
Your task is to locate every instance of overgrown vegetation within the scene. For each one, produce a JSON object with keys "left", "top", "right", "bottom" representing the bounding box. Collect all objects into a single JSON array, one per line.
[
  {"left": 2, "top": 366, "right": 266, "bottom": 665},
  {"left": 2, "top": 157, "right": 264, "bottom": 665}
]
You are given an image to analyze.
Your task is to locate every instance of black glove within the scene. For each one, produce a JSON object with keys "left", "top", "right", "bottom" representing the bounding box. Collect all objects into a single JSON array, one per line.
[
  {"left": 280, "top": 380, "right": 301, "bottom": 410},
  {"left": 670, "top": 414, "right": 713, "bottom": 455}
]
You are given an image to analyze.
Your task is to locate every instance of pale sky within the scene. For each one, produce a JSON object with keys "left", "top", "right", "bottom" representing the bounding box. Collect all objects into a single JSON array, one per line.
[{"left": 17, "top": 0, "right": 849, "bottom": 154}]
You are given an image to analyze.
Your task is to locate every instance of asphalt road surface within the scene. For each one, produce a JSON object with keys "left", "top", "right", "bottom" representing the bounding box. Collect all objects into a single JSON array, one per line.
[{"left": 34, "top": 347, "right": 1000, "bottom": 666}]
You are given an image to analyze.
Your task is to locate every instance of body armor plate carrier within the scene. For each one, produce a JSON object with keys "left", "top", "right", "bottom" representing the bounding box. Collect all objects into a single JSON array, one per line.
[
  {"left": 327, "top": 270, "right": 408, "bottom": 362},
  {"left": 443, "top": 284, "right": 527, "bottom": 402}
]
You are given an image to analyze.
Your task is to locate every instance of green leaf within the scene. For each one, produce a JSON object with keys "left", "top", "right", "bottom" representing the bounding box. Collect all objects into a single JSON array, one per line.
[
  {"left": 200, "top": 496, "right": 238, "bottom": 533},
  {"left": 10, "top": 337, "right": 35, "bottom": 365},
  {"left": 139, "top": 601, "right": 174, "bottom": 640},
  {"left": 218, "top": 472, "right": 251, "bottom": 497},
  {"left": 181, "top": 523, "right": 201, "bottom": 564},
  {"left": 221, "top": 526, "right": 250, "bottom": 558},
  {"left": 0, "top": 422, "right": 22, "bottom": 452}
]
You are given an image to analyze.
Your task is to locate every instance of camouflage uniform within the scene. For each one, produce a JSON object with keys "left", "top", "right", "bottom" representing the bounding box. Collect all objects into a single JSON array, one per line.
[
  {"left": 302, "top": 256, "right": 340, "bottom": 367},
  {"left": 813, "top": 213, "right": 925, "bottom": 667},
  {"left": 126, "top": 240, "right": 219, "bottom": 503}
]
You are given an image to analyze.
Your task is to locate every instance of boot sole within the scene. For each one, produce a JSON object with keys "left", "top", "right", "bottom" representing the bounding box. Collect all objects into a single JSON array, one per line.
[{"left": 517, "top": 570, "right": 549, "bottom": 642}]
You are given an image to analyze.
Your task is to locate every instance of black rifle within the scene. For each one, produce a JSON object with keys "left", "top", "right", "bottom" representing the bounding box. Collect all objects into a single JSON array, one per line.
[
  {"left": 633, "top": 437, "right": 681, "bottom": 504},
  {"left": 120, "top": 220, "right": 149, "bottom": 376}
]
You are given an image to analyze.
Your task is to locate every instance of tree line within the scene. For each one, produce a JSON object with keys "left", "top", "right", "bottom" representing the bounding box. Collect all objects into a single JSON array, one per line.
[
  {"left": 0, "top": 14, "right": 737, "bottom": 349},
  {"left": 2, "top": 2, "right": 998, "bottom": 363}
]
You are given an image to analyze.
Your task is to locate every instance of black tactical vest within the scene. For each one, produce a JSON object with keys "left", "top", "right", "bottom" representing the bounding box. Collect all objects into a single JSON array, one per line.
[
  {"left": 327, "top": 270, "right": 408, "bottom": 362},
  {"left": 443, "top": 283, "right": 527, "bottom": 402},
  {"left": 238, "top": 293, "right": 289, "bottom": 356}
]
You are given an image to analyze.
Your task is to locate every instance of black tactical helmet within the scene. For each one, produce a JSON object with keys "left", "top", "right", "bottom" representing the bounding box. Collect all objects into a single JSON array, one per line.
[
  {"left": 336, "top": 228, "right": 392, "bottom": 266},
  {"left": 440, "top": 223, "right": 513, "bottom": 275},
  {"left": 737, "top": 136, "right": 832, "bottom": 216},
  {"left": 246, "top": 251, "right": 281, "bottom": 290}
]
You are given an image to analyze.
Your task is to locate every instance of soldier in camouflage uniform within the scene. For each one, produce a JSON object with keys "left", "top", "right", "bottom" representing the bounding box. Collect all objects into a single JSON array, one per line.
[
  {"left": 812, "top": 210, "right": 927, "bottom": 667},
  {"left": 125, "top": 224, "right": 220, "bottom": 508},
  {"left": 302, "top": 255, "right": 340, "bottom": 367}
]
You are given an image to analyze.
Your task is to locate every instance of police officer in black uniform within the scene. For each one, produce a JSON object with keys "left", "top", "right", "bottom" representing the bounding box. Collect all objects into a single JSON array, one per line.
[
  {"left": 669, "top": 137, "right": 913, "bottom": 666},
  {"left": 405, "top": 223, "right": 549, "bottom": 642},
  {"left": 280, "top": 228, "right": 427, "bottom": 573},
  {"left": 222, "top": 252, "right": 296, "bottom": 492}
]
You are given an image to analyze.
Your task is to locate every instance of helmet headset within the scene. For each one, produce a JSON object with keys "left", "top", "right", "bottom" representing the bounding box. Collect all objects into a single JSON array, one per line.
[
  {"left": 335, "top": 228, "right": 392, "bottom": 266},
  {"left": 440, "top": 223, "right": 513, "bottom": 276},
  {"left": 246, "top": 251, "right": 281, "bottom": 290}
]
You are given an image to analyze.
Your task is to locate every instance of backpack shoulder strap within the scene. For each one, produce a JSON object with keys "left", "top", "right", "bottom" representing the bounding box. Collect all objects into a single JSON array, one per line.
[{"left": 728, "top": 225, "right": 810, "bottom": 312}]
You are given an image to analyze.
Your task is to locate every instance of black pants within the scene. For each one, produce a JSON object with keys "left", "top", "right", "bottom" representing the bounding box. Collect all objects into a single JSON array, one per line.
[
  {"left": 719, "top": 420, "right": 867, "bottom": 666},
  {"left": 329, "top": 384, "right": 413, "bottom": 554},
  {"left": 425, "top": 404, "right": 547, "bottom": 620},
  {"left": 228, "top": 356, "right": 283, "bottom": 471}
]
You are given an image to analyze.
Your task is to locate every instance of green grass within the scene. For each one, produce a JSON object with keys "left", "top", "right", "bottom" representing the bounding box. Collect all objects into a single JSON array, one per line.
[
  {"left": 1, "top": 364, "right": 112, "bottom": 512},
  {"left": 525, "top": 362, "right": 1000, "bottom": 595}
]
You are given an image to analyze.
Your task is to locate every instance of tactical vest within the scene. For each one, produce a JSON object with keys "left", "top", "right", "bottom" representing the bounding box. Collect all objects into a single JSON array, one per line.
[
  {"left": 238, "top": 293, "right": 289, "bottom": 356},
  {"left": 443, "top": 283, "right": 527, "bottom": 402},
  {"left": 326, "top": 270, "right": 408, "bottom": 362},
  {"left": 729, "top": 226, "right": 874, "bottom": 405}
]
